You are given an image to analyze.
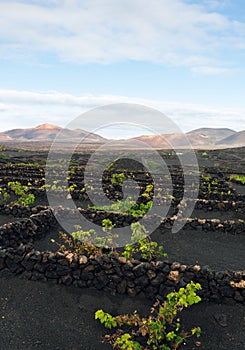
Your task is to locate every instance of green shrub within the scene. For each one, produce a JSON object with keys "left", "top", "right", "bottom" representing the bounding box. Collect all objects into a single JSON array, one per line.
[
  {"left": 8, "top": 181, "right": 35, "bottom": 205},
  {"left": 111, "top": 173, "right": 127, "bottom": 186},
  {"left": 53, "top": 221, "right": 166, "bottom": 263},
  {"left": 52, "top": 219, "right": 119, "bottom": 255},
  {"left": 0, "top": 181, "right": 35, "bottom": 206},
  {"left": 230, "top": 174, "right": 245, "bottom": 185},
  {"left": 95, "top": 281, "right": 202, "bottom": 350},
  {"left": 90, "top": 197, "right": 153, "bottom": 218},
  {"left": 122, "top": 222, "right": 167, "bottom": 261}
]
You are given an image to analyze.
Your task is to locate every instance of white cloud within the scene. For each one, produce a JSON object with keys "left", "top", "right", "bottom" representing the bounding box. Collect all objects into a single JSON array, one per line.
[
  {"left": 0, "top": 89, "right": 244, "bottom": 138},
  {"left": 191, "top": 66, "right": 239, "bottom": 74},
  {"left": 0, "top": 103, "right": 8, "bottom": 112},
  {"left": 187, "top": 0, "right": 229, "bottom": 10},
  {"left": 0, "top": 0, "right": 244, "bottom": 70}
]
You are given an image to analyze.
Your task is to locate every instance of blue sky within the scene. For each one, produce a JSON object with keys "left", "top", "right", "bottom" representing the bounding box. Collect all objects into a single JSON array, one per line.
[{"left": 0, "top": 0, "right": 245, "bottom": 138}]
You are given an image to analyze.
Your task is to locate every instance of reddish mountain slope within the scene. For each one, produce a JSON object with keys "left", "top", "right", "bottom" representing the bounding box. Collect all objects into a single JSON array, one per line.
[
  {"left": 187, "top": 128, "right": 236, "bottom": 145},
  {"left": 4, "top": 124, "right": 105, "bottom": 143},
  {"left": 133, "top": 128, "right": 240, "bottom": 148},
  {"left": 0, "top": 132, "right": 12, "bottom": 141},
  {"left": 1, "top": 124, "right": 244, "bottom": 148}
]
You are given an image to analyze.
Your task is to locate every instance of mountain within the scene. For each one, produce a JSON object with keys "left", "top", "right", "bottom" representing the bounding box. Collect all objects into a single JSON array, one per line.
[
  {"left": 5, "top": 124, "right": 61, "bottom": 141},
  {"left": 1, "top": 124, "right": 244, "bottom": 148},
  {"left": 132, "top": 134, "right": 169, "bottom": 148},
  {"left": 133, "top": 128, "right": 240, "bottom": 148},
  {"left": 0, "top": 132, "right": 12, "bottom": 141},
  {"left": 35, "top": 123, "right": 60, "bottom": 130},
  {"left": 187, "top": 128, "right": 236, "bottom": 145},
  {"left": 216, "top": 130, "right": 245, "bottom": 146},
  {"left": 132, "top": 133, "right": 193, "bottom": 148},
  {"left": 4, "top": 124, "right": 105, "bottom": 143}
]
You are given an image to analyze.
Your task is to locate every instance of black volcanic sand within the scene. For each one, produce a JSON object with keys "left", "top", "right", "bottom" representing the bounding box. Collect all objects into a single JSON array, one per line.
[
  {"left": 153, "top": 210, "right": 245, "bottom": 271},
  {"left": 11, "top": 213, "right": 245, "bottom": 350},
  {"left": 0, "top": 275, "right": 244, "bottom": 350},
  {"left": 190, "top": 209, "right": 243, "bottom": 220},
  {"left": 0, "top": 213, "right": 20, "bottom": 226},
  {"left": 34, "top": 224, "right": 65, "bottom": 252},
  {"left": 34, "top": 215, "right": 245, "bottom": 271},
  {"left": 154, "top": 227, "right": 245, "bottom": 270},
  {"left": 0, "top": 146, "right": 245, "bottom": 349},
  {"left": 230, "top": 183, "right": 245, "bottom": 196}
]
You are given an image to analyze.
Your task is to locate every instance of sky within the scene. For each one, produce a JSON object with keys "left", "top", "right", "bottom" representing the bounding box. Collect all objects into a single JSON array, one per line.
[{"left": 0, "top": 0, "right": 245, "bottom": 138}]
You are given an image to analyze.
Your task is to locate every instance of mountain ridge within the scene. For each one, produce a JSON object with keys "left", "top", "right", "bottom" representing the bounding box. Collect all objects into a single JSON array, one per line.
[
  {"left": 0, "top": 124, "right": 244, "bottom": 148},
  {"left": 132, "top": 127, "right": 242, "bottom": 148},
  {"left": 3, "top": 124, "right": 105, "bottom": 143},
  {"left": 216, "top": 130, "right": 245, "bottom": 146}
]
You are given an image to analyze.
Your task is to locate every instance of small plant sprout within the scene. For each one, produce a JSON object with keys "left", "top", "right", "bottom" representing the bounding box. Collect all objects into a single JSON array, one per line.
[
  {"left": 0, "top": 187, "right": 10, "bottom": 204},
  {"left": 122, "top": 222, "right": 167, "bottom": 261},
  {"left": 142, "top": 184, "right": 154, "bottom": 198},
  {"left": 230, "top": 174, "right": 245, "bottom": 185},
  {"left": 91, "top": 197, "right": 152, "bottom": 218},
  {"left": 111, "top": 173, "right": 126, "bottom": 186},
  {"left": 102, "top": 218, "right": 116, "bottom": 232},
  {"left": 0, "top": 181, "right": 35, "bottom": 206}
]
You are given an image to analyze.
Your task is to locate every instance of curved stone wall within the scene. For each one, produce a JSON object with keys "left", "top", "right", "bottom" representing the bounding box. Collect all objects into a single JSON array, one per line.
[{"left": 0, "top": 204, "right": 244, "bottom": 304}]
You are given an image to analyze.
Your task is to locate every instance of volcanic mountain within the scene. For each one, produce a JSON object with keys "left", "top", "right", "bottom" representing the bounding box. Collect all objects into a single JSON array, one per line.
[
  {"left": 132, "top": 128, "right": 240, "bottom": 148},
  {"left": 1, "top": 124, "right": 244, "bottom": 148},
  {"left": 0, "top": 132, "right": 12, "bottom": 141},
  {"left": 187, "top": 128, "right": 236, "bottom": 145},
  {"left": 4, "top": 124, "right": 105, "bottom": 143},
  {"left": 216, "top": 130, "right": 245, "bottom": 146}
]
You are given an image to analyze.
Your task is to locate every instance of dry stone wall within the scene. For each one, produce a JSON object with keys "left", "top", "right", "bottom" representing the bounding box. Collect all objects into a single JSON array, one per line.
[{"left": 0, "top": 204, "right": 244, "bottom": 304}]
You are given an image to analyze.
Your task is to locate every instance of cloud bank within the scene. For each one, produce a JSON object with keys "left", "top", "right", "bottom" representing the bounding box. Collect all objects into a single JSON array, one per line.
[
  {"left": 0, "top": 0, "right": 244, "bottom": 72},
  {"left": 0, "top": 89, "right": 244, "bottom": 138}
]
